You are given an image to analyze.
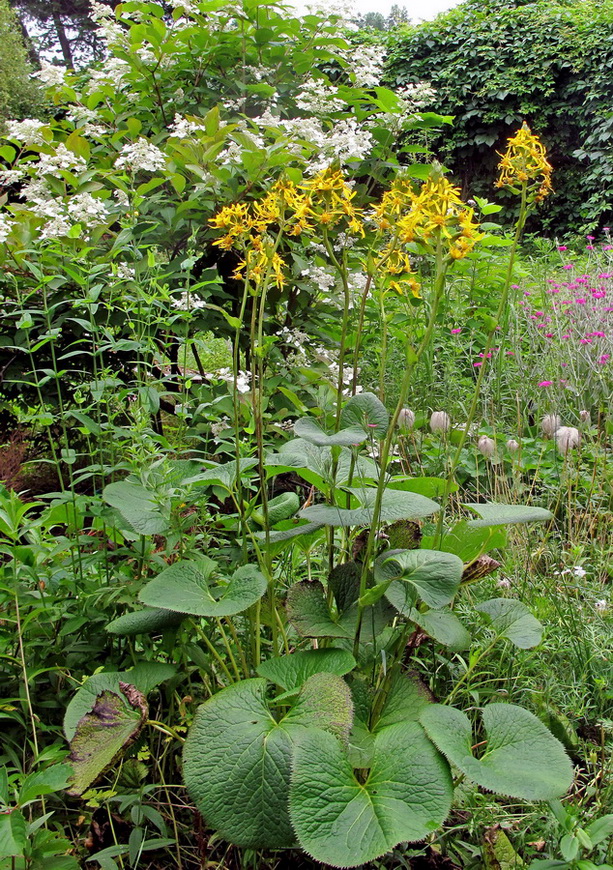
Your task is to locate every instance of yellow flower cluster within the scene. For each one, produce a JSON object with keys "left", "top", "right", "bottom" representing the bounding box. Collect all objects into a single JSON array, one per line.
[
  {"left": 496, "top": 123, "right": 553, "bottom": 202},
  {"left": 209, "top": 171, "right": 365, "bottom": 290}
]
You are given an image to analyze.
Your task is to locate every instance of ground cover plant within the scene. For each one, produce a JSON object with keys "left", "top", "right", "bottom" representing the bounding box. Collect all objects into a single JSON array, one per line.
[{"left": 0, "top": 0, "right": 611, "bottom": 868}]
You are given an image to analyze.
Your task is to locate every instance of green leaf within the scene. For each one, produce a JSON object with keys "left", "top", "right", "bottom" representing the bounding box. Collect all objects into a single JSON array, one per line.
[
  {"left": 409, "top": 608, "right": 471, "bottom": 650},
  {"left": 300, "top": 488, "right": 439, "bottom": 527},
  {"left": 388, "top": 477, "right": 458, "bottom": 498},
  {"left": 64, "top": 663, "right": 175, "bottom": 740},
  {"left": 139, "top": 558, "right": 267, "bottom": 617},
  {"left": 290, "top": 722, "right": 452, "bottom": 868},
  {"left": 294, "top": 417, "right": 367, "bottom": 447},
  {"left": 102, "top": 481, "right": 168, "bottom": 536},
  {"left": 420, "top": 704, "right": 574, "bottom": 801},
  {"left": 18, "top": 764, "right": 73, "bottom": 806},
  {"left": 585, "top": 814, "right": 613, "bottom": 846},
  {"left": 483, "top": 826, "right": 526, "bottom": 869},
  {"left": 0, "top": 810, "right": 26, "bottom": 859},
  {"left": 182, "top": 458, "right": 258, "bottom": 490},
  {"left": 463, "top": 503, "right": 553, "bottom": 527},
  {"left": 254, "top": 520, "right": 324, "bottom": 543},
  {"left": 475, "top": 598, "right": 543, "bottom": 648},
  {"left": 106, "top": 607, "right": 187, "bottom": 636},
  {"left": 183, "top": 675, "right": 353, "bottom": 849},
  {"left": 439, "top": 520, "right": 507, "bottom": 562},
  {"left": 377, "top": 549, "right": 464, "bottom": 609},
  {"left": 373, "top": 672, "right": 432, "bottom": 732},
  {"left": 286, "top": 582, "right": 353, "bottom": 638},
  {"left": 340, "top": 391, "right": 389, "bottom": 439},
  {"left": 257, "top": 649, "right": 356, "bottom": 690},
  {"left": 67, "top": 683, "right": 148, "bottom": 796}
]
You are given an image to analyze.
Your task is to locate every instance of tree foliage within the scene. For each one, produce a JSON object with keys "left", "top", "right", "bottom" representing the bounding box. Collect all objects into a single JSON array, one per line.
[
  {"left": 0, "top": 0, "right": 42, "bottom": 123},
  {"left": 385, "top": 0, "right": 613, "bottom": 234}
]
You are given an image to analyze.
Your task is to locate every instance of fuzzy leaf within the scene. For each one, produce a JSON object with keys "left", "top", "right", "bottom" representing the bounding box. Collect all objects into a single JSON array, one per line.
[
  {"left": 67, "top": 684, "right": 148, "bottom": 796},
  {"left": 103, "top": 481, "right": 168, "bottom": 535},
  {"left": 183, "top": 675, "right": 353, "bottom": 849},
  {"left": 139, "top": 558, "right": 266, "bottom": 617},
  {"left": 286, "top": 581, "right": 353, "bottom": 638},
  {"left": 257, "top": 649, "right": 356, "bottom": 691},
  {"left": 463, "top": 503, "right": 553, "bottom": 528},
  {"left": 294, "top": 417, "right": 367, "bottom": 447},
  {"left": 420, "top": 704, "right": 574, "bottom": 801},
  {"left": 475, "top": 598, "right": 543, "bottom": 648},
  {"left": 340, "top": 391, "right": 389, "bottom": 439},
  {"left": 377, "top": 549, "right": 463, "bottom": 609},
  {"left": 290, "top": 722, "right": 452, "bottom": 868},
  {"left": 300, "top": 488, "right": 439, "bottom": 527},
  {"left": 373, "top": 672, "right": 433, "bottom": 732}
]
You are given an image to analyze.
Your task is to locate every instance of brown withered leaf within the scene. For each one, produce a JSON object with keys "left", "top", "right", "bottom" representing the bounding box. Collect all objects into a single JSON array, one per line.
[{"left": 462, "top": 555, "right": 501, "bottom": 584}]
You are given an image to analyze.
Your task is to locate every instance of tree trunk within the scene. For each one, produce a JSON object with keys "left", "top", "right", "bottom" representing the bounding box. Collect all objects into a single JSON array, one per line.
[{"left": 52, "top": 10, "right": 73, "bottom": 68}]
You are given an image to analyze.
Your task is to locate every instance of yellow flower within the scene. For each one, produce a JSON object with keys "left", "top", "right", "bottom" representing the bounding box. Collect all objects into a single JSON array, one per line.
[{"left": 495, "top": 122, "right": 553, "bottom": 201}]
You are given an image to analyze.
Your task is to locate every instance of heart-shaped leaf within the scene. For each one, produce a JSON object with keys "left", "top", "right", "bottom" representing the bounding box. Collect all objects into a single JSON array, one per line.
[
  {"left": 294, "top": 417, "right": 367, "bottom": 447},
  {"left": 290, "top": 722, "right": 453, "bottom": 867},
  {"left": 463, "top": 503, "right": 553, "bottom": 527},
  {"left": 257, "top": 649, "right": 356, "bottom": 691},
  {"left": 409, "top": 607, "right": 471, "bottom": 651},
  {"left": 377, "top": 549, "right": 464, "bottom": 609},
  {"left": 139, "top": 558, "right": 267, "bottom": 617},
  {"left": 103, "top": 481, "right": 168, "bottom": 536},
  {"left": 475, "top": 598, "right": 543, "bottom": 648},
  {"left": 67, "top": 683, "right": 148, "bottom": 796},
  {"left": 420, "top": 703, "right": 573, "bottom": 801},
  {"left": 286, "top": 581, "right": 390, "bottom": 641},
  {"left": 300, "top": 488, "right": 439, "bottom": 527},
  {"left": 183, "top": 675, "right": 353, "bottom": 849},
  {"left": 340, "top": 391, "right": 389, "bottom": 439}
]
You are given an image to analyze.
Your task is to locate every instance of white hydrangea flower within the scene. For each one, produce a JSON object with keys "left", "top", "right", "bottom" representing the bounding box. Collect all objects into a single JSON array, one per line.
[
  {"left": 5, "top": 119, "right": 47, "bottom": 145},
  {"left": 296, "top": 77, "right": 345, "bottom": 115},
  {"left": 301, "top": 265, "right": 336, "bottom": 294},
  {"left": 0, "top": 169, "right": 25, "bottom": 186},
  {"left": 38, "top": 144, "right": 87, "bottom": 174},
  {"left": 81, "top": 123, "right": 107, "bottom": 139},
  {"left": 348, "top": 44, "right": 385, "bottom": 88},
  {"left": 115, "top": 138, "right": 166, "bottom": 172},
  {"left": 171, "top": 291, "right": 207, "bottom": 310},
  {"left": 0, "top": 213, "right": 15, "bottom": 243},
  {"left": 115, "top": 263, "right": 135, "bottom": 280},
  {"left": 169, "top": 114, "right": 207, "bottom": 138},
  {"left": 67, "top": 192, "right": 109, "bottom": 226},
  {"left": 67, "top": 106, "right": 99, "bottom": 125},
  {"left": 32, "top": 62, "right": 67, "bottom": 87},
  {"left": 113, "top": 188, "right": 130, "bottom": 207}
]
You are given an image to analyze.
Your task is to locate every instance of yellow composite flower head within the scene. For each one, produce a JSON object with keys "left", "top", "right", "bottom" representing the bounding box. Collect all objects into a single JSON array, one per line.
[
  {"left": 302, "top": 166, "right": 365, "bottom": 236},
  {"left": 209, "top": 202, "right": 253, "bottom": 249},
  {"left": 496, "top": 122, "right": 553, "bottom": 202}
]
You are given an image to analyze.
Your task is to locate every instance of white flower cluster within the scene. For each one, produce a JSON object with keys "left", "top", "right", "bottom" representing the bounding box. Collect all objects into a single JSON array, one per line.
[
  {"left": 87, "top": 58, "right": 131, "bottom": 91},
  {"left": 32, "top": 62, "right": 67, "bottom": 88},
  {"left": 210, "top": 416, "right": 231, "bottom": 441},
  {"left": 296, "top": 78, "right": 345, "bottom": 115},
  {"left": 115, "top": 263, "right": 136, "bottom": 280},
  {"left": 38, "top": 144, "right": 87, "bottom": 174},
  {"left": 0, "top": 169, "right": 24, "bottom": 187},
  {"left": 348, "top": 44, "right": 385, "bottom": 88},
  {"left": 171, "top": 291, "right": 208, "bottom": 310},
  {"left": 0, "top": 213, "right": 15, "bottom": 244},
  {"left": 398, "top": 81, "right": 437, "bottom": 111},
  {"left": 67, "top": 193, "right": 109, "bottom": 225},
  {"left": 304, "top": 0, "right": 358, "bottom": 29},
  {"left": 115, "top": 138, "right": 166, "bottom": 173},
  {"left": 4, "top": 119, "right": 47, "bottom": 145},
  {"left": 169, "top": 114, "right": 207, "bottom": 139},
  {"left": 211, "top": 367, "right": 251, "bottom": 394},
  {"left": 301, "top": 265, "right": 336, "bottom": 294},
  {"left": 319, "top": 118, "right": 372, "bottom": 170}
]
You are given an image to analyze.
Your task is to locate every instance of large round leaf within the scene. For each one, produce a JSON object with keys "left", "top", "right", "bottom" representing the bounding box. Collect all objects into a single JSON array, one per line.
[
  {"left": 377, "top": 549, "right": 464, "bottom": 610},
  {"left": 139, "top": 557, "right": 266, "bottom": 617},
  {"left": 463, "top": 503, "right": 553, "bottom": 528},
  {"left": 300, "top": 488, "right": 439, "bottom": 527},
  {"left": 290, "top": 722, "right": 453, "bottom": 867},
  {"left": 257, "top": 649, "right": 356, "bottom": 691},
  {"left": 294, "top": 417, "right": 367, "bottom": 447},
  {"left": 420, "top": 703, "right": 574, "bottom": 801},
  {"left": 340, "top": 391, "right": 390, "bottom": 439},
  {"left": 103, "top": 480, "right": 169, "bottom": 536},
  {"left": 183, "top": 675, "right": 353, "bottom": 849}
]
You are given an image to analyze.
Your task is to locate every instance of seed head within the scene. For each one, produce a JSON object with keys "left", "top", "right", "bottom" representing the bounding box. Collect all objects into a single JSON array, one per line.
[
  {"left": 541, "top": 413, "right": 561, "bottom": 438},
  {"left": 506, "top": 438, "right": 520, "bottom": 453},
  {"left": 430, "top": 411, "right": 451, "bottom": 434},
  {"left": 555, "top": 426, "right": 580, "bottom": 454},
  {"left": 477, "top": 435, "right": 496, "bottom": 458},
  {"left": 397, "top": 408, "right": 415, "bottom": 431}
]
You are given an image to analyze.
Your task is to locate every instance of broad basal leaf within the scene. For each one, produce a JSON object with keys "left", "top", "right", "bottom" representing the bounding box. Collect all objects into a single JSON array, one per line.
[
  {"left": 420, "top": 703, "right": 574, "bottom": 801},
  {"left": 257, "top": 649, "right": 356, "bottom": 691},
  {"left": 139, "top": 557, "right": 266, "bottom": 617},
  {"left": 475, "top": 598, "right": 543, "bottom": 648},
  {"left": 294, "top": 417, "right": 367, "bottom": 447},
  {"left": 67, "top": 683, "right": 148, "bottom": 796},
  {"left": 182, "top": 458, "right": 258, "bottom": 490},
  {"left": 300, "top": 488, "right": 439, "bottom": 527},
  {"left": 463, "top": 503, "right": 553, "bottom": 528},
  {"left": 286, "top": 581, "right": 390, "bottom": 642},
  {"left": 64, "top": 662, "right": 175, "bottom": 740},
  {"left": 106, "top": 607, "right": 187, "bottom": 636},
  {"left": 377, "top": 549, "right": 464, "bottom": 610},
  {"left": 103, "top": 480, "right": 168, "bottom": 536},
  {"left": 340, "top": 391, "right": 389, "bottom": 439},
  {"left": 183, "top": 675, "right": 353, "bottom": 849},
  {"left": 373, "top": 671, "right": 433, "bottom": 732},
  {"left": 290, "top": 722, "right": 453, "bottom": 868},
  {"left": 409, "top": 607, "right": 471, "bottom": 651}
]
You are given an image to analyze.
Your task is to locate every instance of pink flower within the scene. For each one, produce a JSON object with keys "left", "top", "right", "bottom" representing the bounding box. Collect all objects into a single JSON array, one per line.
[
  {"left": 575, "top": 298, "right": 587, "bottom": 304},
  {"left": 538, "top": 381, "right": 553, "bottom": 387},
  {"left": 473, "top": 362, "right": 482, "bottom": 367},
  {"left": 587, "top": 235, "right": 595, "bottom": 240},
  {"left": 557, "top": 246, "right": 567, "bottom": 251},
  {"left": 563, "top": 264, "right": 573, "bottom": 270},
  {"left": 599, "top": 354, "right": 610, "bottom": 364},
  {"left": 592, "top": 291, "right": 606, "bottom": 299},
  {"left": 450, "top": 327, "right": 462, "bottom": 334}
]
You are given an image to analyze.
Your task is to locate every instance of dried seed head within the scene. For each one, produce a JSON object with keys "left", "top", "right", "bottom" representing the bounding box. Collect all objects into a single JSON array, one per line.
[
  {"left": 579, "top": 409, "right": 591, "bottom": 423},
  {"left": 430, "top": 411, "right": 451, "bottom": 434},
  {"left": 555, "top": 426, "right": 580, "bottom": 454},
  {"left": 397, "top": 407, "right": 415, "bottom": 431},
  {"left": 506, "top": 438, "right": 520, "bottom": 453},
  {"left": 541, "top": 413, "right": 561, "bottom": 438},
  {"left": 477, "top": 435, "right": 496, "bottom": 458}
]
